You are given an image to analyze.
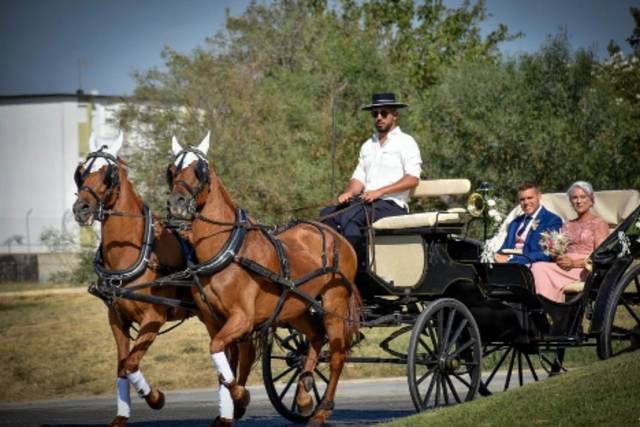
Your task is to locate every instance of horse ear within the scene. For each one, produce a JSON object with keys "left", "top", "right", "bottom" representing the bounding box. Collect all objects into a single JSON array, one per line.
[
  {"left": 197, "top": 131, "right": 210, "bottom": 154},
  {"left": 171, "top": 135, "right": 183, "bottom": 155},
  {"left": 107, "top": 132, "right": 124, "bottom": 157},
  {"left": 89, "top": 132, "right": 98, "bottom": 152}
]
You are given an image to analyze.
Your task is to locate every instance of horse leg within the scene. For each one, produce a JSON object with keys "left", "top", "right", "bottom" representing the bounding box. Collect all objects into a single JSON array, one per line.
[
  {"left": 108, "top": 308, "right": 131, "bottom": 427},
  {"left": 288, "top": 314, "right": 325, "bottom": 417},
  {"left": 209, "top": 312, "right": 253, "bottom": 426},
  {"left": 121, "top": 311, "right": 166, "bottom": 411},
  {"left": 308, "top": 285, "right": 351, "bottom": 427},
  {"left": 229, "top": 341, "right": 254, "bottom": 419}
]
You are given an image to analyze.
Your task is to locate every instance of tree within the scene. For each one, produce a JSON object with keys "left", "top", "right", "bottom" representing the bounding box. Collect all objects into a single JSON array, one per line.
[{"left": 119, "top": 0, "right": 514, "bottom": 221}]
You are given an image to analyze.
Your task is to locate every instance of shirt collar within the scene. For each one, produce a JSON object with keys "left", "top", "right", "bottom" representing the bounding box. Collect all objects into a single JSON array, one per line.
[
  {"left": 529, "top": 205, "right": 542, "bottom": 220},
  {"left": 373, "top": 126, "right": 401, "bottom": 145}
]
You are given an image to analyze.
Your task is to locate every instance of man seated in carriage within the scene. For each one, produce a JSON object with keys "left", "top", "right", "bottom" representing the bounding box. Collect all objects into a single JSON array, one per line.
[
  {"left": 494, "top": 182, "right": 562, "bottom": 265},
  {"left": 320, "top": 92, "right": 423, "bottom": 268}
]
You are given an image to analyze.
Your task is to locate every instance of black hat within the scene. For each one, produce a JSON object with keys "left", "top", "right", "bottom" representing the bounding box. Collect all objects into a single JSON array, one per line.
[{"left": 361, "top": 92, "right": 408, "bottom": 111}]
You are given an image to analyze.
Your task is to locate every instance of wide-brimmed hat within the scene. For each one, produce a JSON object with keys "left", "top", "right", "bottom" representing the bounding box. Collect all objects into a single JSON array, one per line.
[{"left": 361, "top": 92, "right": 408, "bottom": 111}]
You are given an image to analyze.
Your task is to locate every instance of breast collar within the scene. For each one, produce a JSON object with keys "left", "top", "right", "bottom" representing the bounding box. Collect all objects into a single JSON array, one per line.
[
  {"left": 94, "top": 204, "right": 155, "bottom": 285},
  {"left": 189, "top": 208, "right": 249, "bottom": 276}
]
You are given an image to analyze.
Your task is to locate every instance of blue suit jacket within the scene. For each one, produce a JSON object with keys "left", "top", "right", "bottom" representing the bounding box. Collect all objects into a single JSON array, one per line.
[{"left": 500, "top": 206, "right": 563, "bottom": 264}]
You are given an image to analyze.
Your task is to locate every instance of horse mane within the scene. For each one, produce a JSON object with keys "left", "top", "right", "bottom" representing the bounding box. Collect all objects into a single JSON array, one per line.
[
  {"left": 116, "top": 157, "right": 144, "bottom": 208},
  {"left": 211, "top": 171, "right": 237, "bottom": 210}
]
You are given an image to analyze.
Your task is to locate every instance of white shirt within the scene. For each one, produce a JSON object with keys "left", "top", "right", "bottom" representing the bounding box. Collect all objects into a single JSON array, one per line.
[
  {"left": 351, "top": 126, "right": 422, "bottom": 209},
  {"left": 516, "top": 205, "right": 542, "bottom": 241}
]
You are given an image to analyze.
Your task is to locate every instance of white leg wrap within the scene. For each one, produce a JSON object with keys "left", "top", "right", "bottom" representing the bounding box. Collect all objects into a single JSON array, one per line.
[
  {"left": 218, "top": 384, "right": 234, "bottom": 419},
  {"left": 126, "top": 370, "right": 151, "bottom": 398},
  {"left": 116, "top": 377, "right": 131, "bottom": 418},
  {"left": 211, "top": 352, "right": 234, "bottom": 383}
]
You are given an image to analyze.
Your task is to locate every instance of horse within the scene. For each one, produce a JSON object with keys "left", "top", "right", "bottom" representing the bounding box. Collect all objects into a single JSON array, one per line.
[
  {"left": 166, "top": 133, "right": 362, "bottom": 426},
  {"left": 72, "top": 133, "right": 254, "bottom": 427}
]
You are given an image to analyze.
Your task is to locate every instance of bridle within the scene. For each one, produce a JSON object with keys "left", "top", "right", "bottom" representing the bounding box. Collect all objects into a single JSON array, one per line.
[
  {"left": 167, "top": 147, "right": 211, "bottom": 213},
  {"left": 74, "top": 148, "right": 120, "bottom": 222}
]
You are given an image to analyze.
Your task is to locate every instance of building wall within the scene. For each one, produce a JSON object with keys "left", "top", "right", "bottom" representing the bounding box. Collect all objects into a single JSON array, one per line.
[{"left": 0, "top": 96, "right": 122, "bottom": 254}]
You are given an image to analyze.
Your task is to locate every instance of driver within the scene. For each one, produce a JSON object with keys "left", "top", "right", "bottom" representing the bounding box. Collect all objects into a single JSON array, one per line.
[{"left": 320, "top": 92, "right": 422, "bottom": 268}]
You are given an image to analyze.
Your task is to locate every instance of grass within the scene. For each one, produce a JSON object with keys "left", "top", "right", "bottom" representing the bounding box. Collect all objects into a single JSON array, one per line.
[
  {"left": 384, "top": 351, "right": 640, "bottom": 426},
  {"left": 0, "top": 284, "right": 628, "bottom": 407},
  {"left": 0, "top": 286, "right": 409, "bottom": 402},
  {"left": 0, "top": 281, "right": 84, "bottom": 293}
]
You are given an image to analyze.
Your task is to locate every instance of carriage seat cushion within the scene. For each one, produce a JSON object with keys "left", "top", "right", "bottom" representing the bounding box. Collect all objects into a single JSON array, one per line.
[
  {"left": 373, "top": 208, "right": 465, "bottom": 230},
  {"left": 542, "top": 190, "right": 640, "bottom": 226},
  {"left": 563, "top": 281, "right": 585, "bottom": 294},
  {"left": 372, "top": 179, "right": 471, "bottom": 230}
]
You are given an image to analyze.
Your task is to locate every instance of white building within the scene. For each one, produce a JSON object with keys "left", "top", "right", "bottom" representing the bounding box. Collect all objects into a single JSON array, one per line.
[{"left": 0, "top": 92, "right": 125, "bottom": 254}]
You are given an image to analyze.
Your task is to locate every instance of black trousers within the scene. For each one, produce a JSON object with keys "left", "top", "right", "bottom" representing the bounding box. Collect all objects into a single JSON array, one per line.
[{"left": 320, "top": 199, "right": 406, "bottom": 269}]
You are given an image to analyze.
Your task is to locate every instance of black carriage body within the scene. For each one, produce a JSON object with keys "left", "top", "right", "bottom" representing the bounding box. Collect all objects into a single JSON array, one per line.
[
  {"left": 355, "top": 225, "right": 543, "bottom": 344},
  {"left": 356, "top": 202, "right": 640, "bottom": 347}
]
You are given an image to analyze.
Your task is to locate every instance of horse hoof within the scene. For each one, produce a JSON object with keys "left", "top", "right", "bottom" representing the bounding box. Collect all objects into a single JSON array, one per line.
[
  {"left": 144, "top": 388, "right": 165, "bottom": 410},
  {"left": 296, "top": 393, "right": 314, "bottom": 417},
  {"left": 108, "top": 415, "right": 128, "bottom": 427},
  {"left": 211, "top": 415, "right": 234, "bottom": 427},
  {"left": 233, "top": 405, "right": 246, "bottom": 420},
  {"left": 231, "top": 385, "right": 250, "bottom": 409},
  {"left": 307, "top": 408, "right": 332, "bottom": 426}
]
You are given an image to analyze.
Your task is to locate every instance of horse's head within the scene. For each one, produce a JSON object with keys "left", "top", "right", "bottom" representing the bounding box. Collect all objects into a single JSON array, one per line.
[
  {"left": 166, "top": 132, "right": 211, "bottom": 221},
  {"left": 72, "top": 132, "right": 124, "bottom": 225}
]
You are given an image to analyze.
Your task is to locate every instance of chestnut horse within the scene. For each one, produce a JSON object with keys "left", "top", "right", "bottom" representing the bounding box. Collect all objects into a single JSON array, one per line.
[
  {"left": 166, "top": 134, "right": 362, "bottom": 426},
  {"left": 72, "top": 133, "right": 253, "bottom": 427}
]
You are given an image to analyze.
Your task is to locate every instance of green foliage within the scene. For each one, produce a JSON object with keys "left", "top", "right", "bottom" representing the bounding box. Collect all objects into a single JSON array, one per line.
[
  {"left": 39, "top": 227, "right": 96, "bottom": 284},
  {"left": 424, "top": 31, "right": 640, "bottom": 205},
  {"left": 118, "top": 1, "right": 638, "bottom": 222},
  {"left": 119, "top": 0, "right": 512, "bottom": 222}
]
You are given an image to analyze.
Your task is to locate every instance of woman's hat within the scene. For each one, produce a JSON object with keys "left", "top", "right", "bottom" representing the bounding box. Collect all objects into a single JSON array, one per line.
[{"left": 361, "top": 92, "right": 408, "bottom": 111}]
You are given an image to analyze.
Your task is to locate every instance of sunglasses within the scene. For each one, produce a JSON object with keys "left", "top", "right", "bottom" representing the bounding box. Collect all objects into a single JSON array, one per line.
[{"left": 371, "top": 110, "right": 391, "bottom": 118}]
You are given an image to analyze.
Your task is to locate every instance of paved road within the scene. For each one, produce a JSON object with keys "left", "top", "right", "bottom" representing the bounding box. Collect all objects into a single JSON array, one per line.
[{"left": 0, "top": 374, "right": 532, "bottom": 427}]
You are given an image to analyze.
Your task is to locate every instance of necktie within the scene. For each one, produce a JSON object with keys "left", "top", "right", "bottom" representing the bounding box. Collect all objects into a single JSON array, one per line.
[{"left": 517, "top": 216, "right": 532, "bottom": 237}]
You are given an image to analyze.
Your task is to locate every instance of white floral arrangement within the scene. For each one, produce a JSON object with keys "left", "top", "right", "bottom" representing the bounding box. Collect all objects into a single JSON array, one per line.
[
  {"left": 485, "top": 197, "right": 509, "bottom": 235},
  {"left": 480, "top": 196, "right": 509, "bottom": 264}
]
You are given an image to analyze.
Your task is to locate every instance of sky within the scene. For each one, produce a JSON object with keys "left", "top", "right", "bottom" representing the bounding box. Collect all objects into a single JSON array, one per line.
[{"left": 0, "top": 0, "right": 637, "bottom": 97}]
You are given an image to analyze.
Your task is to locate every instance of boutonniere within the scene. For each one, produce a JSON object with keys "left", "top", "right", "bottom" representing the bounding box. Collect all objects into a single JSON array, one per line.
[{"left": 530, "top": 219, "right": 540, "bottom": 231}]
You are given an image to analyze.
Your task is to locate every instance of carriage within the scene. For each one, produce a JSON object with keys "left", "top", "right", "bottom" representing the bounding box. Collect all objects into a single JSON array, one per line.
[
  {"left": 76, "top": 136, "right": 640, "bottom": 425},
  {"left": 260, "top": 179, "right": 640, "bottom": 422}
]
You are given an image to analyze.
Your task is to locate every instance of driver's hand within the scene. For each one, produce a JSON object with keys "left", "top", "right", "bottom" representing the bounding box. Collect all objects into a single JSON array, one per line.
[
  {"left": 494, "top": 253, "right": 510, "bottom": 263},
  {"left": 338, "top": 192, "right": 353, "bottom": 204},
  {"left": 362, "top": 189, "right": 384, "bottom": 203}
]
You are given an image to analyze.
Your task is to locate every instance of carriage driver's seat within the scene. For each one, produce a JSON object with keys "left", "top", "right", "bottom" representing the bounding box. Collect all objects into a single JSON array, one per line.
[{"left": 367, "top": 179, "right": 472, "bottom": 288}]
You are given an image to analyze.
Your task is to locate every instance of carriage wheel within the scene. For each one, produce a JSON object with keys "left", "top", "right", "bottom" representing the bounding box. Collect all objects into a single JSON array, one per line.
[
  {"left": 480, "top": 343, "right": 564, "bottom": 394},
  {"left": 597, "top": 264, "right": 640, "bottom": 359},
  {"left": 261, "top": 327, "right": 329, "bottom": 423},
  {"left": 407, "top": 298, "right": 482, "bottom": 411}
]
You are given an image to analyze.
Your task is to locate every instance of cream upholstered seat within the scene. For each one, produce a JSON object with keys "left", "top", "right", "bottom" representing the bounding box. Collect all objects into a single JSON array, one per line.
[
  {"left": 370, "top": 179, "right": 471, "bottom": 287},
  {"left": 372, "top": 179, "right": 471, "bottom": 230}
]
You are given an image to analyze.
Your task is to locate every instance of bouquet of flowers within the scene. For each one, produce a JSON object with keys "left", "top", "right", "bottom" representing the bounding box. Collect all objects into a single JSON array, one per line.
[{"left": 539, "top": 230, "right": 570, "bottom": 257}]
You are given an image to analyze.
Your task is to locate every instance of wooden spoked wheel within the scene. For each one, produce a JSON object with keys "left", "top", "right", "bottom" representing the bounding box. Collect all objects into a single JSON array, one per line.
[
  {"left": 261, "top": 327, "right": 329, "bottom": 422},
  {"left": 407, "top": 298, "right": 482, "bottom": 411}
]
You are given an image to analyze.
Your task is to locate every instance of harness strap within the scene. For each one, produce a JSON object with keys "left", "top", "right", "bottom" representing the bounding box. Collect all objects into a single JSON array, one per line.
[{"left": 94, "top": 205, "right": 155, "bottom": 284}]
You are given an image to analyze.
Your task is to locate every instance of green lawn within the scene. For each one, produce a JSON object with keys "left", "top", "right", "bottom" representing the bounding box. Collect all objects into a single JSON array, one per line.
[{"left": 384, "top": 350, "right": 640, "bottom": 426}]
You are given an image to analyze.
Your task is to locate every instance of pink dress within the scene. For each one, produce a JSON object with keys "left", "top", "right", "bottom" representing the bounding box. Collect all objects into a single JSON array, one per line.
[{"left": 531, "top": 217, "right": 609, "bottom": 303}]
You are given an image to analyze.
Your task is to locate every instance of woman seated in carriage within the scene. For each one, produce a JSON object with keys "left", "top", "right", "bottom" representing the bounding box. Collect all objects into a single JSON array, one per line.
[{"left": 531, "top": 181, "right": 609, "bottom": 303}]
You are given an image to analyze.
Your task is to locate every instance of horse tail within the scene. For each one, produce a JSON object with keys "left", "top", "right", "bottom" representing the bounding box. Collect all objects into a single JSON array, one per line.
[{"left": 344, "top": 278, "right": 363, "bottom": 350}]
